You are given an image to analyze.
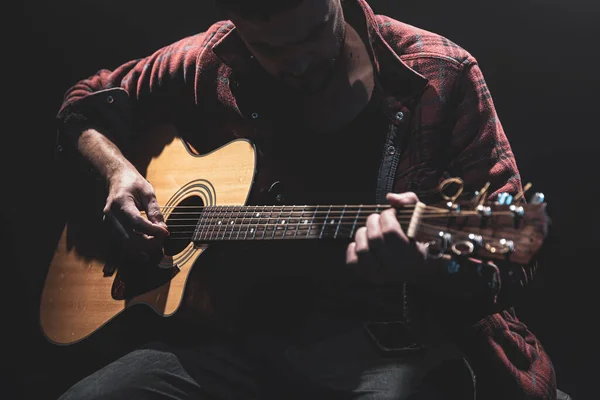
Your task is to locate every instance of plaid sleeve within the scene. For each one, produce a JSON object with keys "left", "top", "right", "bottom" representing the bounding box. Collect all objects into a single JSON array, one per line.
[
  {"left": 446, "top": 59, "right": 522, "bottom": 200},
  {"left": 55, "top": 32, "right": 205, "bottom": 148},
  {"left": 441, "top": 60, "right": 556, "bottom": 399},
  {"left": 450, "top": 308, "right": 557, "bottom": 400}
]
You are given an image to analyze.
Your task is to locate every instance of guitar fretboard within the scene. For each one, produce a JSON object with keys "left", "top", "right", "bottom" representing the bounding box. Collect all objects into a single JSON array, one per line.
[{"left": 192, "top": 205, "right": 391, "bottom": 242}]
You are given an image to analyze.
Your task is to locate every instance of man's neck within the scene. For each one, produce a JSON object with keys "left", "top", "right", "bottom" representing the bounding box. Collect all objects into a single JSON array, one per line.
[{"left": 298, "top": 21, "right": 375, "bottom": 134}]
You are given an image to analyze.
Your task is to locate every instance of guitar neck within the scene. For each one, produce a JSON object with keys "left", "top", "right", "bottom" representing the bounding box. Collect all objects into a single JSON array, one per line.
[{"left": 191, "top": 204, "right": 401, "bottom": 243}]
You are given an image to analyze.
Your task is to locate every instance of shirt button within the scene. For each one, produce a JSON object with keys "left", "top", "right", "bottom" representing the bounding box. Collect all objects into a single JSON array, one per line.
[
  {"left": 395, "top": 111, "right": 404, "bottom": 122},
  {"left": 106, "top": 95, "right": 114, "bottom": 104},
  {"left": 251, "top": 112, "right": 259, "bottom": 119},
  {"left": 387, "top": 145, "right": 396, "bottom": 155}
]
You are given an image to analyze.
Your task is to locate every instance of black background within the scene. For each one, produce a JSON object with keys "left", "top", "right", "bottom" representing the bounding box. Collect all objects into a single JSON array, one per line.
[{"left": 4, "top": 0, "right": 599, "bottom": 398}]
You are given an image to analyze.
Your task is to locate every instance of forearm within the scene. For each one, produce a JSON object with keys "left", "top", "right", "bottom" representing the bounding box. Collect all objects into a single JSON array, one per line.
[{"left": 77, "top": 128, "right": 135, "bottom": 181}]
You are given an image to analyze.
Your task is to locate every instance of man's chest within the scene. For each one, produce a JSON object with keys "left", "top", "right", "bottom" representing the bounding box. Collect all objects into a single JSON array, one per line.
[{"left": 246, "top": 127, "right": 385, "bottom": 207}]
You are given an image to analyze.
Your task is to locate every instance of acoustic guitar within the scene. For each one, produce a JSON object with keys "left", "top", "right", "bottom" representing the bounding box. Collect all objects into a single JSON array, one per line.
[{"left": 40, "top": 126, "right": 549, "bottom": 345}]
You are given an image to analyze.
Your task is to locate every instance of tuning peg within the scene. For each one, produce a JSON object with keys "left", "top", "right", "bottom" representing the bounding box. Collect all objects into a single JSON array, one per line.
[
  {"left": 513, "top": 182, "right": 532, "bottom": 203},
  {"left": 475, "top": 182, "right": 491, "bottom": 206},
  {"left": 509, "top": 204, "right": 525, "bottom": 228},
  {"left": 530, "top": 192, "right": 545, "bottom": 204},
  {"left": 476, "top": 204, "right": 492, "bottom": 216},
  {"left": 497, "top": 192, "right": 513, "bottom": 205},
  {"left": 468, "top": 233, "right": 484, "bottom": 247}
]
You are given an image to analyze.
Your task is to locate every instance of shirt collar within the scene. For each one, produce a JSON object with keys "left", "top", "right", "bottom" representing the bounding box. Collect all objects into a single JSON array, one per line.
[{"left": 212, "top": 0, "right": 428, "bottom": 97}]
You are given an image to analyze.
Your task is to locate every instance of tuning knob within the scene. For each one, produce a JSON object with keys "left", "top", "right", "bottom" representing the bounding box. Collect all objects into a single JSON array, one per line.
[
  {"left": 468, "top": 233, "right": 484, "bottom": 247},
  {"left": 509, "top": 204, "right": 525, "bottom": 215},
  {"left": 497, "top": 192, "right": 514, "bottom": 205},
  {"left": 530, "top": 192, "right": 545, "bottom": 204},
  {"left": 425, "top": 231, "right": 452, "bottom": 259},
  {"left": 485, "top": 238, "right": 515, "bottom": 255},
  {"left": 476, "top": 204, "right": 492, "bottom": 216}
]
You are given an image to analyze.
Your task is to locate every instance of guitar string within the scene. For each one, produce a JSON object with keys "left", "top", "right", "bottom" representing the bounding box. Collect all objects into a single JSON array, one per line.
[
  {"left": 158, "top": 212, "right": 512, "bottom": 228},
  {"left": 159, "top": 204, "right": 412, "bottom": 209},
  {"left": 120, "top": 202, "right": 534, "bottom": 244},
  {"left": 156, "top": 205, "right": 506, "bottom": 212},
  {"left": 161, "top": 221, "right": 533, "bottom": 245},
  {"left": 162, "top": 210, "right": 517, "bottom": 221},
  {"left": 158, "top": 207, "right": 421, "bottom": 216},
  {"left": 151, "top": 206, "right": 518, "bottom": 217},
  {"left": 161, "top": 208, "right": 443, "bottom": 217}
]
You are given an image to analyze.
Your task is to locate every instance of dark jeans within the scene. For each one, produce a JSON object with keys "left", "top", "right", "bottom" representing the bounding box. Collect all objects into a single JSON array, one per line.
[{"left": 57, "top": 316, "right": 465, "bottom": 400}]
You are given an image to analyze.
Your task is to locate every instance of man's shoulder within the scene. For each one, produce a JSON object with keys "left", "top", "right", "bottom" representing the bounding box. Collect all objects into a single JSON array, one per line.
[
  {"left": 375, "top": 15, "right": 475, "bottom": 67},
  {"left": 155, "top": 20, "right": 233, "bottom": 65}
]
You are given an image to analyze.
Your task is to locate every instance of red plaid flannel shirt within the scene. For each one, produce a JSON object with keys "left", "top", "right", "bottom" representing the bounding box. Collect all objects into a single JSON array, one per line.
[{"left": 57, "top": 1, "right": 556, "bottom": 398}]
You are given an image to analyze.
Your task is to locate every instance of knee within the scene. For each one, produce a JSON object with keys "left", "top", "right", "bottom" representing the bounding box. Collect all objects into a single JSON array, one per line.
[{"left": 58, "top": 348, "right": 186, "bottom": 400}]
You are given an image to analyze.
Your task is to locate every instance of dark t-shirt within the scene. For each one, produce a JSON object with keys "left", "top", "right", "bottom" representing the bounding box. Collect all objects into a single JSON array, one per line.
[{"left": 196, "top": 82, "right": 405, "bottom": 334}]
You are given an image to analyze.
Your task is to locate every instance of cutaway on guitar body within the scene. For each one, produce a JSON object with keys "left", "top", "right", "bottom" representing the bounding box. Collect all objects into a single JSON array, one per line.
[{"left": 40, "top": 125, "right": 257, "bottom": 345}]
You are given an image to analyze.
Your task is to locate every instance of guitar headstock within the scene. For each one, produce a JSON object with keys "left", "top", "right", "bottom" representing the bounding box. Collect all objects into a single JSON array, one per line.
[{"left": 406, "top": 179, "right": 549, "bottom": 264}]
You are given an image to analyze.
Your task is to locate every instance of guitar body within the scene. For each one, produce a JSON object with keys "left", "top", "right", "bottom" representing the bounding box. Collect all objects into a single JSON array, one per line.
[{"left": 40, "top": 125, "right": 256, "bottom": 345}]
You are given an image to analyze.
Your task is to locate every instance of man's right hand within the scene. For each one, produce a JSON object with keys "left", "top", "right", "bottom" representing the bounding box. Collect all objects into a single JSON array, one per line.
[{"left": 103, "top": 166, "right": 170, "bottom": 262}]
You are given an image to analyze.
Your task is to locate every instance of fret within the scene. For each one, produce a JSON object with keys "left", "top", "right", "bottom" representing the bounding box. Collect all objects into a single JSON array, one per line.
[
  {"left": 243, "top": 205, "right": 254, "bottom": 240},
  {"left": 231, "top": 206, "right": 241, "bottom": 239},
  {"left": 251, "top": 205, "right": 261, "bottom": 239},
  {"left": 236, "top": 205, "right": 246, "bottom": 240},
  {"left": 319, "top": 205, "right": 332, "bottom": 239},
  {"left": 202, "top": 205, "right": 214, "bottom": 241},
  {"left": 287, "top": 206, "right": 303, "bottom": 239},
  {"left": 271, "top": 205, "right": 283, "bottom": 240},
  {"left": 298, "top": 206, "right": 312, "bottom": 238},
  {"left": 218, "top": 206, "right": 228, "bottom": 240},
  {"left": 203, "top": 206, "right": 214, "bottom": 241},
  {"left": 200, "top": 206, "right": 209, "bottom": 241},
  {"left": 294, "top": 206, "right": 305, "bottom": 239},
  {"left": 220, "top": 206, "right": 230, "bottom": 240},
  {"left": 193, "top": 207, "right": 206, "bottom": 242},
  {"left": 349, "top": 205, "right": 362, "bottom": 239},
  {"left": 236, "top": 206, "right": 246, "bottom": 240},
  {"left": 333, "top": 205, "right": 347, "bottom": 239},
  {"left": 284, "top": 206, "right": 298, "bottom": 239},
  {"left": 224, "top": 206, "right": 237, "bottom": 240},
  {"left": 205, "top": 206, "right": 215, "bottom": 241},
  {"left": 227, "top": 205, "right": 241, "bottom": 240},
  {"left": 281, "top": 205, "right": 293, "bottom": 239},
  {"left": 259, "top": 205, "right": 268, "bottom": 240},
  {"left": 307, "top": 205, "right": 318, "bottom": 239},
  {"left": 210, "top": 206, "right": 222, "bottom": 240},
  {"left": 249, "top": 205, "right": 261, "bottom": 240},
  {"left": 248, "top": 206, "right": 258, "bottom": 240},
  {"left": 293, "top": 206, "right": 307, "bottom": 238}
]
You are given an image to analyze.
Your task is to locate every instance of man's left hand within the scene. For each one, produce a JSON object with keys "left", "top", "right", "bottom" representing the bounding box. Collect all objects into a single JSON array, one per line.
[{"left": 345, "top": 192, "right": 427, "bottom": 284}]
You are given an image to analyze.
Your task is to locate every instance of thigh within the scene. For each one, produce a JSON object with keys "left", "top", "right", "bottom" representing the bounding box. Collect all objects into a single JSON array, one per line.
[
  {"left": 58, "top": 341, "right": 260, "bottom": 400},
  {"left": 257, "top": 318, "right": 465, "bottom": 400}
]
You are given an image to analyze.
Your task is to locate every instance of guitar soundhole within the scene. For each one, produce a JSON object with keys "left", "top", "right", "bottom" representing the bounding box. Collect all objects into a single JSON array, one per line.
[{"left": 163, "top": 195, "right": 204, "bottom": 256}]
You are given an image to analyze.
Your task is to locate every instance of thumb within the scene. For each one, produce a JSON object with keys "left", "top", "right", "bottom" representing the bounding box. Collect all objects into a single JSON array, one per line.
[
  {"left": 144, "top": 197, "right": 170, "bottom": 236},
  {"left": 386, "top": 192, "right": 419, "bottom": 206}
]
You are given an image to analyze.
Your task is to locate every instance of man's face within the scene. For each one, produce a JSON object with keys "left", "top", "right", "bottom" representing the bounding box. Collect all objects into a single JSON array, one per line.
[{"left": 230, "top": 0, "right": 346, "bottom": 94}]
